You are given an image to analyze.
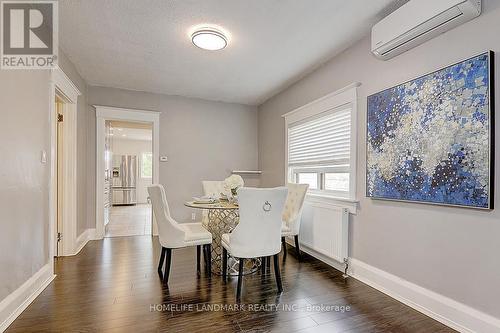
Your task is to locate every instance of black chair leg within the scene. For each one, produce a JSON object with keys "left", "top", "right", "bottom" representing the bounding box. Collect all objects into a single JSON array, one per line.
[
  {"left": 273, "top": 254, "right": 283, "bottom": 293},
  {"left": 294, "top": 235, "right": 302, "bottom": 261},
  {"left": 267, "top": 256, "right": 271, "bottom": 269},
  {"left": 282, "top": 237, "right": 287, "bottom": 256},
  {"left": 196, "top": 245, "right": 201, "bottom": 275},
  {"left": 202, "top": 245, "right": 208, "bottom": 273},
  {"left": 261, "top": 256, "right": 266, "bottom": 275},
  {"left": 206, "top": 244, "right": 212, "bottom": 277},
  {"left": 222, "top": 247, "right": 228, "bottom": 283},
  {"left": 163, "top": 248, "right": 172, "bottom": 284},
  {"left": 158, "top": 247, "right": 166, "bottom": 275},
  {"left": 236, "top": 258, "right": 244, "bottom": 301}
]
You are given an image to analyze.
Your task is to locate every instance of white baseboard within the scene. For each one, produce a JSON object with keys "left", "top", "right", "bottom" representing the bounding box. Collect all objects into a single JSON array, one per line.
[
  {"left": 73, "top": 228, "right": 96, "bottom": 256},
  {"left": 349, "top": 258, "right": 500, "bottom": 333},
  {"left": 0, "top": 263, "right": 55, "bottom": 332},
  {"left": 287, "top": 241, "right": 500, "bottom": 333}
]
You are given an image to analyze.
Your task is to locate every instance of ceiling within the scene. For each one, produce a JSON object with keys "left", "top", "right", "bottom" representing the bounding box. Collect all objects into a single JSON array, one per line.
[
  {"left": 60, "top": 0, "right": 400, "bottom": 105},
  {"left": 110, "top": 121, "right": 152, "bottom": 141}
]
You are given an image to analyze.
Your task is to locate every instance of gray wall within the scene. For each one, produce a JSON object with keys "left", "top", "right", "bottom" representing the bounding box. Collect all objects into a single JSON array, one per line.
[
  {"left": 0, "top": 50, "right": 88, "bottom": 302},
  {"left": 87, "top": 86, "right": 259, "bottom": 222},
  {"left": 258, "top": 0, "right": 500, "bottom": 319},
  {"left": 0, "top": 70, "right": 51, "bottom": 300},
  {"left": 58, "top": 50, "right": 90, "bottom": 236}
]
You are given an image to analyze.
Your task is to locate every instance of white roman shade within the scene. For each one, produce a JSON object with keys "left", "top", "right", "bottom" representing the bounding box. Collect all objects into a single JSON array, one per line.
[{"left": 288, "top": 107, "right": 351, "bottom": 168}]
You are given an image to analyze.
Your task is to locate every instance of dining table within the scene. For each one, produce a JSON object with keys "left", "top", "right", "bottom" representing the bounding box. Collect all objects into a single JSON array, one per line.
[{"left": 184, "top": 200, "right": 261, "bottom": 275}]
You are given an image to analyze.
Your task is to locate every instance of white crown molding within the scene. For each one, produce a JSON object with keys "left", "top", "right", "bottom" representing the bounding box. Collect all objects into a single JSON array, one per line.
[{"left": 349, "top": 259, "right": 500, "bottom": 333}]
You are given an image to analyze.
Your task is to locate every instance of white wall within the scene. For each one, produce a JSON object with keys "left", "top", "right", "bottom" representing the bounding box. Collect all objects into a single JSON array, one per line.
[
  {"left": 111, "top": 138, "right": 152, "bottom": 204},
  {"left": 88, "top": 86, "right": 259, "bottom": 222},
  {"left": 258, "top": 0, "right": 500, "bottom": 322}
]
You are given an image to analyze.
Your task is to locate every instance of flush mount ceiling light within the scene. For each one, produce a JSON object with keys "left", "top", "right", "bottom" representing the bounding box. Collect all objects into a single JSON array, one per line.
[{"left": 191, "top": 28, "right": 228, "bottom": 51}]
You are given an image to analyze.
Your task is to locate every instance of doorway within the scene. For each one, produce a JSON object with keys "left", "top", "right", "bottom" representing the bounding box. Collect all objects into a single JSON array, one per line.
[
  {"left": 50, "top": 68, "right": 81, "bottom": 260},
  {"left": 53, "top": 91, "right": 78, "bottom": 256},
  {"left": 105, "top": 121, "right": 153, "bottom": 237},
  {"left": 55, "top": 96, "right": 64, "bottom": 256},
  {"left": 95, "top": 106, "right": 160, "bottom": 240}
]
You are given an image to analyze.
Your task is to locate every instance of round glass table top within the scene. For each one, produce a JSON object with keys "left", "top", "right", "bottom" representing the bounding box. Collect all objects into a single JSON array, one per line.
[{"left": 184, "top": 200, "right": 239, "bottom": 210}]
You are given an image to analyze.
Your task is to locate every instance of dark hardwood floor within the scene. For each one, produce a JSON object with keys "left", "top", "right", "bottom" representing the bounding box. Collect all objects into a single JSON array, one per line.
[{"left": 7, "top": 236, "right": 455, "bottom": 332}]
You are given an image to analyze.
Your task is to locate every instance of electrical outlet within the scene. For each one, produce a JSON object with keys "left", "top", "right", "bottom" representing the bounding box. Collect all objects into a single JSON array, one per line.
[{"left": 191, "top": 212, "right": 196, "bottom": 221}]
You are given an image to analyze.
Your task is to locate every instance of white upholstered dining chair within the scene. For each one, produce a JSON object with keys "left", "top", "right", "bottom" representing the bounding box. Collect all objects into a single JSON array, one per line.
[
  {"left": 281, "top": 183, "right": 309, "bottom": 260},
  {"left": 148, "top": 184, "right": 213, "bottom": 283},
  {"left": 221, "top": 187, "right": 288, "bottom": 301}
]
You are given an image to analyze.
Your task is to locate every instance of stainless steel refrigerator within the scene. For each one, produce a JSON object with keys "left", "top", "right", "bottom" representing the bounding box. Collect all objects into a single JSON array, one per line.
[{"left": 112, "top": 155, "right": 137, "bottom": 205}]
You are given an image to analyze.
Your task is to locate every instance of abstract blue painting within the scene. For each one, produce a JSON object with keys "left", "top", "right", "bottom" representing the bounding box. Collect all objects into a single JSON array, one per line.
[{"left": 366, "top": 52, "right": 494, "bottom": 209}]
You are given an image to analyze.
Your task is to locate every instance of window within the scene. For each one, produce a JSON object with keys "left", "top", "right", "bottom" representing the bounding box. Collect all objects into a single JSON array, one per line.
[
  {"left": 140, "top": 152, "right": 152, "bottom": 178},
  {"left": 297, "top": 173, "right": 319, "bottom": 190},
  {"left": 285, "top": 85, "right": 357, "bottom": 200}
]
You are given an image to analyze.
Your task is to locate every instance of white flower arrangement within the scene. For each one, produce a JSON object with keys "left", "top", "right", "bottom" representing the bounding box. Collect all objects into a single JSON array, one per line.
[{"left": 223, "top": 174, "right": 244, "bottom": 196}]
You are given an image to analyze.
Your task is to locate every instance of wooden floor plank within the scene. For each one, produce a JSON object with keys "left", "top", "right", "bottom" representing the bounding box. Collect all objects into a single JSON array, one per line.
[{"left": 6, "top": 236, "right": 455, "bottom": 333}]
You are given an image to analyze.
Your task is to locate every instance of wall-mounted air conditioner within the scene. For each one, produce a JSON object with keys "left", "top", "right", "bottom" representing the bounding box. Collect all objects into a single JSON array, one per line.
[{"left": 371, "top": 0, "right": 481, "bottom": 60}]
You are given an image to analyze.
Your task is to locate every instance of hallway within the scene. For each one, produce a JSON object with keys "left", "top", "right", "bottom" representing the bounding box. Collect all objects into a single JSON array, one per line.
[{"left": 105, "top": 204, "right": 152, "bottom": 237}]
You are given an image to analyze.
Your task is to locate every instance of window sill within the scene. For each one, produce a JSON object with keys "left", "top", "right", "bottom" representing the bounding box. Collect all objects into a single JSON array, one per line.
[{"left": 305, "top": 193, "right": 358, "bottom": 214}]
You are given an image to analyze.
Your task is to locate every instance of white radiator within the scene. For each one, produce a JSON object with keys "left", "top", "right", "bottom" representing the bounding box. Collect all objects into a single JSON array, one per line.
[{"left": 298, "top": 200, "right": 349, "bottom": 264}]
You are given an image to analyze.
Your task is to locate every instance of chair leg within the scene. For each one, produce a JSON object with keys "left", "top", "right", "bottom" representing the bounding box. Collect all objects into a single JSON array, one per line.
[
  {"left": 163, "top": 248, "right": 172, "bottom": 284},
  {"left": 294, "top": 235, "right": 302, "bottom": 261},
  {"left": 202, "top": 245, "right": 208, "bottom": 273},
  {"left": 282, "top": 237, "right": 287, "bottom": 256},
  {"left": 206, "top": 244, "right": 212, "bottom": 276},
  {"left": 158, "top": 247, "right": 166, "bottom": 275},
  {"left": 222, "top": 247, "right": 228, "bottom": 283},
  {"left": 196, "top": 245, "right": 201, "bottom": 275},
  {"left": 236, "top": 258, "right": 244, "bottom": 301},
  {"left": 273, "top": 254, "right": 283, "bottom": 293},
  {"left": 261, "top": 256, "right": 266, "bottom": 275},
  {"left": 267, "top": 256, "right": 271, "bottom": 269}
]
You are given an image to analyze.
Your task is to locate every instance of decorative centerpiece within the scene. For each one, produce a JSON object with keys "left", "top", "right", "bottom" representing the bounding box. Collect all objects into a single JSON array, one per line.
[{"left": 223, "top": 174, "right": 244, "bottom": 204}]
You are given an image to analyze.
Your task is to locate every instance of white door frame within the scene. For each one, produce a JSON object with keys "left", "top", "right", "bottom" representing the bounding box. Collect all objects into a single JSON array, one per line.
[
  {"left": 95, "top": 106, "right": 160, "bottom": 239},
  {"left": 49, "top": 68, "right": 81, "bottom": 260}
]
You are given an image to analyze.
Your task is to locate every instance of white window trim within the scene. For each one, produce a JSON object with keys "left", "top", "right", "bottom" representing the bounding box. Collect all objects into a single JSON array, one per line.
[
  {"left": 140, "top": 152, "right": 153, "bottom": 179},
  {"left": 283, "top": 82, "right": 360, "bottom": 207}
]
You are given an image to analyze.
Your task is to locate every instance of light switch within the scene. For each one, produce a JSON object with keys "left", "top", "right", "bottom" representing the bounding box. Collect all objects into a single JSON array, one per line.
[
  {"left": 40, "top": 150, "right": 47, "bottom": 164},
  {"left": 160, "top": 156, "right": 168, "bottom": 162}
]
